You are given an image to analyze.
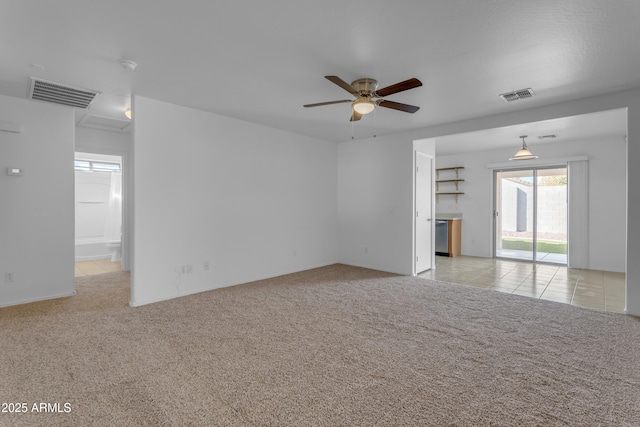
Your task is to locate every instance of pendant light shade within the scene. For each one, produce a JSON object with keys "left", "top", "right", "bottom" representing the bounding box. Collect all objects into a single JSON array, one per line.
[{"left": 510, "top": 135, "right": 538, "bottom": 160}]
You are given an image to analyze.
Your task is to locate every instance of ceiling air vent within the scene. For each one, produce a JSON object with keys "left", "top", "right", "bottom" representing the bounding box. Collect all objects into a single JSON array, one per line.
[
  {"left": 29, "top": 77, "right": 100, "bottom": 109},
  {"left": 499, "top": 88, "right": 535, "bottom": 102}
]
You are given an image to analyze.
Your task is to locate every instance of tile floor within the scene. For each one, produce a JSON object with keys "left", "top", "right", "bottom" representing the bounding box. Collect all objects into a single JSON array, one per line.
[
  {"left": 419, "top": 255, "right": 626, "bottom": 314},
  {"left": 75, "top": 259, "right": 122, "bottom": 277},
  {"left": 495, "top": 248, "right": 567, "bottom": 264}
]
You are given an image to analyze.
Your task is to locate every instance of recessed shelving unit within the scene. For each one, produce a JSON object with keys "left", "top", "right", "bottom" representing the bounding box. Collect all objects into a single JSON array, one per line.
[{"left": 436, "top": 166, "right": 464, "bottom": 202}]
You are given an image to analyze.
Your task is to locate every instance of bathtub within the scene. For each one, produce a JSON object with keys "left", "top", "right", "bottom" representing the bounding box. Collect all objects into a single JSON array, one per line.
[{"left": 75, "top": 238, "right": 111, "bottom": 262}]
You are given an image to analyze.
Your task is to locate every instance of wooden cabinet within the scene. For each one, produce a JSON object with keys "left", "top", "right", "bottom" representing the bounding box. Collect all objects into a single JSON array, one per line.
[
  {"left": 447, "top": 219, "right": 462, "bottom": 257},
  {"left": 436, "top": 218, "right": 462, "bottom": 257}
]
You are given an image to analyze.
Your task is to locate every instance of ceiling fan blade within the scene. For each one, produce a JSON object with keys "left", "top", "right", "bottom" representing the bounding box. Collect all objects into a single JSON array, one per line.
[
  {"left": 376, "top": 78, "right": 422, "bottom": 97},
  {"left": 350, "top": 111, "right": 362, "bottom": 122},
  {"left": 378, "top": 100, "right": 420, "bottom": 113},
  {"left": 304, "top": 100, "right": 352, "bottom": 108},
  {"left": 325, "top": 76, "right": 358, "bottom": 95}
]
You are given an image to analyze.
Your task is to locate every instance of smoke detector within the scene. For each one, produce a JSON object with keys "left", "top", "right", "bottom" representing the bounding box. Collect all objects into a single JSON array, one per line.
[
  {"left": 119, "top": 59, "right": 138, "bottom": 71},
  {"left": 499, "top": 88, "right": 535, "bottom": 102}
]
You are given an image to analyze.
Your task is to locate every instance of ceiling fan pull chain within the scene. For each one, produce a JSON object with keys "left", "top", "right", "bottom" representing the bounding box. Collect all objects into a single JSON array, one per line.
[
  {"left": 351, "top": 117, "right": 355, "bottom": 140},
  {"left": 373, "top": 108, "right": 377, "bottom": 138}
]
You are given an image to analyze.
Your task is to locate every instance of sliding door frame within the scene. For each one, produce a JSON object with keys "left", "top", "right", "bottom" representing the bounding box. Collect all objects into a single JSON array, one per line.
[{"left": 493, "top": 164, "right": 567, "bottom": 264}]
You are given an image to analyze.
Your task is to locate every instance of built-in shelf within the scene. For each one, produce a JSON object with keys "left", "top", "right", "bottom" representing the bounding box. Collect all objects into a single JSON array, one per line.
[{"left": 436, "top": 167, "right": 464, "bottom": 202}]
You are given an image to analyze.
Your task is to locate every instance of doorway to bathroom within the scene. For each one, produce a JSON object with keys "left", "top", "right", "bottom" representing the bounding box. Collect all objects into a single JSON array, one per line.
[{"left": 74, "top": 151, "right": 124, "bottom": 277}]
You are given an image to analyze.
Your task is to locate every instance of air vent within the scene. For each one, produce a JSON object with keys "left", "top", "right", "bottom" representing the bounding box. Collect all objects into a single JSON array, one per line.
[
  {"left": 499, "top": 88, "right": 535, "bottom": 102},
  {"left": 538, "top": 134, "right": 557, "bottom": 140},
  {"left": 29, "top": 77, "right": 100, "bottom": 109}
]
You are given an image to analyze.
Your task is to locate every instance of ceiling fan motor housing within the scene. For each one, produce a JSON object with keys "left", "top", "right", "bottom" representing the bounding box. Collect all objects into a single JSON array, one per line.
[{"left": 351, "top": 78, "right": 379, "bottom": 96}]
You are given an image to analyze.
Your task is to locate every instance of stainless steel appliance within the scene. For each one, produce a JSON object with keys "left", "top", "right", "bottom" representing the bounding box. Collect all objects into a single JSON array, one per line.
[{"left": 435, "top": 220, "right": 449, "bottom": 256}]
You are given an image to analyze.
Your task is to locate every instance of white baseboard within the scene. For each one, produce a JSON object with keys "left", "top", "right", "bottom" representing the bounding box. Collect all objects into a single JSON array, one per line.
[
  {"left": 129, "top": 262, "right": 337, "bottom": 307},
  {"left": 0, "top": 290, "right": 76, "bottom": 308}
]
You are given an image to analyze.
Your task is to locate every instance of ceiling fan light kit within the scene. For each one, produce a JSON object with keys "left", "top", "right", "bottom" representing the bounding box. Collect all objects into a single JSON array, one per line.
[
  {"left": 304, "top": 75, "right": 422, "bottom": 122},
  {"left": 353, "top": 96, "right": 376, "bottom": 115}
]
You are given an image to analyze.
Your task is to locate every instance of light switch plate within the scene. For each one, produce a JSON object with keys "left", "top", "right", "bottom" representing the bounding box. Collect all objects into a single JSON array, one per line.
[{"left": 7, "top": 167, "right": 23, "bottom": 176}]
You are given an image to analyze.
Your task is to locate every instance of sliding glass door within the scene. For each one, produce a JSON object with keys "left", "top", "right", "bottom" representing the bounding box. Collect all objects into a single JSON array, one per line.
[{"left": 494, "top": 167, "right": 567, "bottom": 264}]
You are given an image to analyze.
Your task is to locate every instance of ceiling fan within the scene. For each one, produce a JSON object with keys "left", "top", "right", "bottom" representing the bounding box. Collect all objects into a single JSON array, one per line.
[{"left": 304, "top": 75, "right": 422, "bottom": 121}]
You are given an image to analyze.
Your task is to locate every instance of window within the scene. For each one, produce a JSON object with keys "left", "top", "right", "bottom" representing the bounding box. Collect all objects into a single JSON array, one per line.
[{"left": 74, "top": 159, "right": 121, "bottom": 172}]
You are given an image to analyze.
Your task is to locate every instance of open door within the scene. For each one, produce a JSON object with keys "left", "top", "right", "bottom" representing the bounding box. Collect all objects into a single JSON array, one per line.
[{"left": 415, "top": 152, "right": 433, "bottom": 273}]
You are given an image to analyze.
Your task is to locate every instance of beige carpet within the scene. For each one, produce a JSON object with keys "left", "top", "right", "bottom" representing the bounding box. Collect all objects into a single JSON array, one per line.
[{"left": 1, "top": 264, "right": 639, "bottom": 426}]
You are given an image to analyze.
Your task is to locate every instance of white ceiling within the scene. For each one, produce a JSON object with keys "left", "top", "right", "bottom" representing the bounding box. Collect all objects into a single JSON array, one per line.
[
  {"left": 1, "top": 1, "right": 638, "bottom": 150},
  {"left": 434, "top": 108, "right": 628, "bottom": 156}
]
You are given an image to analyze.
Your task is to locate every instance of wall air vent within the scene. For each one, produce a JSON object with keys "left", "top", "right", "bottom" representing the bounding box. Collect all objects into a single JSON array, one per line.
[
  {"left": 538, "top": 134, "right": 557, "bottom": 140},
  {"left": 499, "top": 88, "right": 535, "bottom": 102},
  {"left": 29, "top": 77, "right": 100, "bottom": 109}
]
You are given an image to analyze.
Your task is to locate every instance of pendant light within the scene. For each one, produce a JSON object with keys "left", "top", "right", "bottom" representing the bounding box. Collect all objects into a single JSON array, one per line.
[{"left": 509, "top": 135, "right": 538, "bottom": 160}]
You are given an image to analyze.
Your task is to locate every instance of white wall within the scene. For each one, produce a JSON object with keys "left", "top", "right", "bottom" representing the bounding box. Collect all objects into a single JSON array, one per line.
[
  {"left": 337, "top": 135, "right": 435, "bottom": 275},
  {"left": 132, "top": 96, "right": 338, "bottom": 306},
  {"left": 75, "top": 127, "right": 131, "bottom": 154},
  {"left": 0, "top": 95, "right": 75, "bottom": 307}
]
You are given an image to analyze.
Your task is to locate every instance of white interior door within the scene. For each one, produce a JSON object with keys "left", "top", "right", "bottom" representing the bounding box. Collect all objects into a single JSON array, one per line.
[{"left": 415, "top": 152, "right": 433, "bottom": 273}]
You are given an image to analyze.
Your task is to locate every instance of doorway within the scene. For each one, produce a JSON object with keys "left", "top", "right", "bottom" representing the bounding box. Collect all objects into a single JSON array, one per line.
[
  {"left": 74, "top": 151, "right": 124, "bottom": 276},
  {"left": 494, "top": 166, "right": 568, "bottom": 264}
]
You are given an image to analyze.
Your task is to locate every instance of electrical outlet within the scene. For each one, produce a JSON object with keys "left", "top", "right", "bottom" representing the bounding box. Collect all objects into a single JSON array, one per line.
[
  {"left": 203, "top": 261, "right": 210, "bottom": 271},
  {"left": 364, "top": 247, "right": 368, "bottom": 254},
  {"left": 5, "top": 272, "right": 15, "bottom": 283}
]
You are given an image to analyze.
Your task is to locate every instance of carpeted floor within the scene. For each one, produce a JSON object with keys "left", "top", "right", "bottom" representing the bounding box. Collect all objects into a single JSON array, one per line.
[{"left": 1, "top": 264, "right": 639, "bottom": 426}]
